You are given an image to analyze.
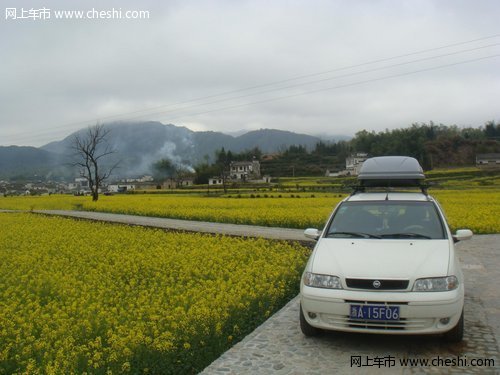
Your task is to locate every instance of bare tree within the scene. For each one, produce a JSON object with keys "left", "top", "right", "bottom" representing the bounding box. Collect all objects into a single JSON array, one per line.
[
  {"left": 71, "top": 124, "right": 118, "bottom": 201},
  {"left": 214, "top": 148, "right": 233, "bottom": 193},
  {"left": 172, "top": 162, "right": 193, "bottom": 188}
]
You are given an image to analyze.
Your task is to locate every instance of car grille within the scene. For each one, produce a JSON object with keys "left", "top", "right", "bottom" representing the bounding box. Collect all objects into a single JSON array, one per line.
[
  {"left": 345, "top": 278, "right": 409, "bottom": 290},
  {"left": 344, "top": 300, "right": 407, "bottom": 305},
  {"left": 347, "top": 318, "right": 407, "bottom": 330},
  {"left": 322, "top": 314, "right": 433, "bottom": 331}
]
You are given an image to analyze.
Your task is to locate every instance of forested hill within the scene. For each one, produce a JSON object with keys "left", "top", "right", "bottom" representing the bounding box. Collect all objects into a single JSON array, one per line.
[
  {"left": 260, "top": 121, "right": 500, "bottom": 177},
  {"left": 351, "top": 121, "right": 500, "bottom": 169}
]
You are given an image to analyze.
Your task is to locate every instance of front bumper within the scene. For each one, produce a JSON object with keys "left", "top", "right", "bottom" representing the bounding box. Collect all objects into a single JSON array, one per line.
[{"left": 300, "top": 285, "right": 464, "bottom": 335}]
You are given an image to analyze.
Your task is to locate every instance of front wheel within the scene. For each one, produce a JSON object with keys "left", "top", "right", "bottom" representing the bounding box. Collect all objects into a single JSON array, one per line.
[
  {"left": 443, "top": 309, "right": 464, "bottom": 343},
  {"left": 299, "top": 303, "right": 321, "bottom": 336}
]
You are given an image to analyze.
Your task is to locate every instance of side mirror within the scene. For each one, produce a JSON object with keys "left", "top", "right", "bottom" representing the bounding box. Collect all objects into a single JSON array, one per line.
[
  {"left": 304, "top": 228, "right": 320, "bottom": 240},
  {"left": 453, "top": 229, "right": 473, "bottom": 242}
]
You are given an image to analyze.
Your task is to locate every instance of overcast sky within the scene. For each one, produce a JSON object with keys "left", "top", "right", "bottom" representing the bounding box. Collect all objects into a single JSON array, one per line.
[{"left": 1, "top": 0, "right": 499, "bottom": 147}]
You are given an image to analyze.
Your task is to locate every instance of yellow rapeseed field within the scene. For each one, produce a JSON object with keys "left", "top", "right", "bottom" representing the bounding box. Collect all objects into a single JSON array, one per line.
[
  {"left": 1, "top": 189, "right": 498, "bottom": 233},
  {"left": 0, "top": 213, "right": 309, "bottom": 374},
  {"left": 0, "top": 194, "right": 343, "bottom": 229},
  {"left": 431, "top": 190, "right": 500, "bottom": 234}
]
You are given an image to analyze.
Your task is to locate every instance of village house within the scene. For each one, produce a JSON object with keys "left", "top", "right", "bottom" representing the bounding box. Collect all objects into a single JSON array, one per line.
[
  {"left": 476, "top": 153, "right": 500, "bottom": 168},
  {"left": 208, "top": 177, "right": 224, "bottom": 186},
  {"left": 68, "top": 177, "right": 89, "bottom": 193},
  {"left": 125, "top": 175, "right": 154, "bottom": 183},
  {"left": 107, "top": 184, "right": 136, "bottom": 193},
  {"left": 208, "top": 160, "right": 269, "bottom": 186},
  {"left": 326, "top": 153, "right": 368, "bottom": 177},
  {"left": 230, "top": 160, "right": 261, "bottom": 181},
  {"left": 162, "top": 177, "right": 194, "bottom": 189},
  {"left": 345, "top": 152, "right": 368, "bottom": 175}
]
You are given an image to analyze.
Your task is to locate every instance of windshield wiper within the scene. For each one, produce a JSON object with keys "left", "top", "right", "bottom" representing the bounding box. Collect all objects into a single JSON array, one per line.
[
  {"left": 327, "top": 231, "right": 381, "bottom": 239},
  {"left": 381, "top": 233, "right": 431, "bottom": 239}
]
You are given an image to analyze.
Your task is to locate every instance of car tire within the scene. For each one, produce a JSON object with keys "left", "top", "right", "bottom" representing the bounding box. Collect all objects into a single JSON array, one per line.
[
  {"left": 443, "top": 309, "right": 464, "bottom": 343},
  {"left": 300, "top": 303, "right": 321, "bottom": 336}
]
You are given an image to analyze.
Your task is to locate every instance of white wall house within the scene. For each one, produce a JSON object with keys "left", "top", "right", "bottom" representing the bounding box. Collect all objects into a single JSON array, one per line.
[
  {"left": 68, "top": 177, "right": 90, "bottom": 192},
  {"left": 345, "top": 153, "right": 368, "bottom": 175},
  {"left": 125, "top": 175, "right": 154, "bottom": 183},
  {"left": 476, "top": 153, "right": 500, "bottom": 167},
  {"left": 107, "top": 184, "right": 136, "bottom": 193},
  {"left": 230, "top": 160, "right": 261, "bottom": 181},
  {"left": 208, "top": 177, "right": 224, "bottom": 185}
]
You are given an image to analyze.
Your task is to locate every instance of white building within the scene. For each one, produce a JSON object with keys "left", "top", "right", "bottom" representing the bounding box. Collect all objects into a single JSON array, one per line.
[
  {"left": 230, "top": 160, "right": 261, "bottom": 181},
  {"left": 345, "top": 153, "right": 368, "bottom": 176},
  {"left": 125, "top": 175, "right": 154, "bottom": 183},
  {"left": 68, "top": 177, "right": 89, "bottom": 192},
  {"left": 208, "top": 177, "right": 224, "bottom": 186},
  {"left": 107, "top": 184, "right": 135, "bottom": 193},
  {"left": 476, "top": 153, "right": 500, "bottom": 167}
]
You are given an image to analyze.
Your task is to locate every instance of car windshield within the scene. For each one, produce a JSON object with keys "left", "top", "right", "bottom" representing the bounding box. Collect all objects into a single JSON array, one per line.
[{"left": 326, "top": 201, "right": 446, "bottom": 239}]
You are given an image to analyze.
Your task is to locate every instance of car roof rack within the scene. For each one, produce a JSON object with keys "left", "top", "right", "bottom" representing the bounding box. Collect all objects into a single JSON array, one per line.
[{"left": 352, "top": 156, "right": 428, "bottom": 195}]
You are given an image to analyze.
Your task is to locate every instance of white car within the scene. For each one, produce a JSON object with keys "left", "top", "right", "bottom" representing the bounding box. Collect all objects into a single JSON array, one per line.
[{"left": 300, "top": 156, "right": 472, "bottom": 342}]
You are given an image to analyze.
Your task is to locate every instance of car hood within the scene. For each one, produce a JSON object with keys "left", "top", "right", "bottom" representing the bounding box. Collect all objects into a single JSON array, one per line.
[{"left": 310, "top": 239, "right": 451, "bottom": 279}]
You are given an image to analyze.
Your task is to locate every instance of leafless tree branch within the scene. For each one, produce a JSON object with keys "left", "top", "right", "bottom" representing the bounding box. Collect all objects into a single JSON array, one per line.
[{"left": 71, "top": 124, "right": 119, "bottom": 201}]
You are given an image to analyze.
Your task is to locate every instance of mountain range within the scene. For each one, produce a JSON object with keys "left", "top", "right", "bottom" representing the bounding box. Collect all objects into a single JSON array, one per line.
[{"left": 1, "top": 121, "right": 331, "bottom": 179}]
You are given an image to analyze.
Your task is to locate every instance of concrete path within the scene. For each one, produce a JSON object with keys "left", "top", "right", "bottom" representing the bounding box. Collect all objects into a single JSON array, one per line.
[{"left": 31, "top": 210, "right": 312, "bottom": 242}]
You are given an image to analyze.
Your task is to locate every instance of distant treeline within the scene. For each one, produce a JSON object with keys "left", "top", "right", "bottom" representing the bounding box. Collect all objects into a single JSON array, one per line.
[
  {"left": 350, "top": 121, "right": 500, "bottom": 170},
  {"left": 198, "top": 121, "right": 500, "bottom": 179}
]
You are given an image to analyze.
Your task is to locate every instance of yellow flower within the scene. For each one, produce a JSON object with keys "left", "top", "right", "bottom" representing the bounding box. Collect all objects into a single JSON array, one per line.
[{"left": 0, "top": 213, "right": 308, "bottom": 374}]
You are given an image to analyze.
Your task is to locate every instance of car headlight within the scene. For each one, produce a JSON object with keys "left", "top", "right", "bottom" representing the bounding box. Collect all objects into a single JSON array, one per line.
[
  {"left": 413, "top": 276, "right": 458, "bottom": 292},
  {"left": 303, "top": 272, "right": 343, "bottom": 289}
]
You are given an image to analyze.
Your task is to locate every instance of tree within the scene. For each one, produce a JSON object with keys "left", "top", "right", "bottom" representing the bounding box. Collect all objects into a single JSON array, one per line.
[
  {"left": 71, "top": 124, "right": 118, "bottom": 201},
  {"left": 171, "top": 162, "right": 193, "bottom": 188},
  {"left": 152, "top": 158, "right": 175, "bottom": 181},
  {"left": 152, "top": 158, "right": 193, "bottom": 188},
  {"left": 215, "top": 148, "right": 232, "bottom": 193},
  {"left": 194, "top": 162, "right": 218, "bottom": 185},
  {"left": 484, "top": 120, "right": 500, "bottom": 139}
]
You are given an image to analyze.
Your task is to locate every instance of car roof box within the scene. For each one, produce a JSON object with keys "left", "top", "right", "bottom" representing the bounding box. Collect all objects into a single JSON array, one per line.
[{"left": 358, "top": 156, "right": 425, "bottom": 187}]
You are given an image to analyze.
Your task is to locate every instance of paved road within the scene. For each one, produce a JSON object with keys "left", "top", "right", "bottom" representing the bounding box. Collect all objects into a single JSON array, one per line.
[
  {"left": 31, "top": 210, "right": 311, "bottom": 242},
  {"left": 201, "top": 235, "right": 500, "bottom": 374}
]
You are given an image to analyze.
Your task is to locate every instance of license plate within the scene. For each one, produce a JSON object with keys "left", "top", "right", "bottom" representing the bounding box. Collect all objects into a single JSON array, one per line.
[{"left": 350, "top": 304, "right": 400, "bottom": 321}]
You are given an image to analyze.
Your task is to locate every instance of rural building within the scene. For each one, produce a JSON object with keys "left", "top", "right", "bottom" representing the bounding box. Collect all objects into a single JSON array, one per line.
[
  {"left": 345, "top": 152, "right": 368, "bottom": 175},
  {"left": 107, "top": 184, "right": 136, "bottom": 193},
  {"left": 162, "top": 178, "right": 194, "bottom": 189},
  {"left": 68, "top": 178, "right": 90, "bottom": 193},
  {"left": 325, "top": 170, "right": 341, "bottom": 177},
  {"left": 261, "top": 175, "right": 272, "bottom": 183},
  {"left": 125, "top": 175, "right": 154, "bottom": 183},
  {"left": 476, "top": 153, "right": 500, "bottom": 168},
  {"left": 230, "top": 160, "right": 261, "bottom": 181},
  {"left": 208, "top": 177, "right": 224, "bottom": 186}
]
